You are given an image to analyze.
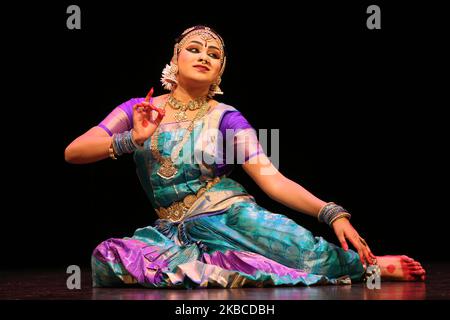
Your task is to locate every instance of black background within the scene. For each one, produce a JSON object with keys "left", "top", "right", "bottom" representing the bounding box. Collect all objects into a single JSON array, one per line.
[{"left": 2, "top": 1, "right": 448, "bottom": 271}]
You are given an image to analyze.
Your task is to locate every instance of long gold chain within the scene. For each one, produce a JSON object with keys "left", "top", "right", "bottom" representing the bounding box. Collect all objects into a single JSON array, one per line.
[{"left": 151, "top": 98, "right": 211, "bottom": 179}]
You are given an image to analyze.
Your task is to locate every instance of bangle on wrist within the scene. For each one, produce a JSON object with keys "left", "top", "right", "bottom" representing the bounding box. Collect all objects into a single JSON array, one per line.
[
  {"left": 112, "top": 130, "right": 144, "bottom": 157},
  {"left": 130, "top": 129, "right": 145, "bottom": 148},
  {"left": 318, "top": 202, "right": 351, "bottom": 227},
  {"left": 329, "top": 213, "right": 351, "bottom": 226}
]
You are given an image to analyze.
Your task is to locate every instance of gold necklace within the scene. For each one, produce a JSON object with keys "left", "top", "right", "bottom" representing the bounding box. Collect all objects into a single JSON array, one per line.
[
  {"left": 168, "top": 94, "right": 209, "bottom": 122},
  {"left": 151, "top": 100, "right": 211, "bottom": 179}
]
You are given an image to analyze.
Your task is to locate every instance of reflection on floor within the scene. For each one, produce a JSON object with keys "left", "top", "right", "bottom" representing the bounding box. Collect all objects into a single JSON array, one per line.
[{"left": 1, "top": 262, "right": 448, "bottom": 300}]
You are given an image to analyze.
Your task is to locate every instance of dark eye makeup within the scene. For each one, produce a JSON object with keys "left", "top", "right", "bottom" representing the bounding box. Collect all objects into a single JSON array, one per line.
[{"left": 186, "top": 47, "right": 220, "bottom": 59}]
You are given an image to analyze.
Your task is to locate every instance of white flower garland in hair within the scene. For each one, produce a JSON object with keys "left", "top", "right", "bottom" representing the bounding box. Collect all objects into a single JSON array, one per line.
[{"left": 160, "top": 63, "right": 178, "bottom": 91}]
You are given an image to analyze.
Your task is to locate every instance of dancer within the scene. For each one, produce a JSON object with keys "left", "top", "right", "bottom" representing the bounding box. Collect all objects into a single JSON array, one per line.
[{"left": 65, "top": 25, "right": 426, "bottom": 288}]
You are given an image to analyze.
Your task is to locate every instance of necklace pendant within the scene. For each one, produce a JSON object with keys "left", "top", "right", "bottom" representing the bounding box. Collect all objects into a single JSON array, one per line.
[
  {"left": 174, "top": 110, "right": 188, "bottom": 122},
  {"left": 157, "top": 157, "right": 178, "bottom": 179}
]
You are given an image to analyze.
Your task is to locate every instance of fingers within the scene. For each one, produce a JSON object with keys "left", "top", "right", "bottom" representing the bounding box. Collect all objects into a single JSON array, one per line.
[
  {"left": 134, "top": 101, "right": 165, "bottom": 119},
  {"left": 133, "top": 102, "right": 151, "bottom": 128},
  {"left": 144, "top": 87, "right": 154, "bottom": 102},
  {"left": 133, "top": 103, "right": 148, "bottom": 122},
  {"left": 135, "top": 87, "right": 164, "bottom": 124},
  {"left": 357, "top": 247, "right": 366, "bottom": 266},
  {"left": 360, "top": 242, "right": 374, "bottom": 265},
  {"left": 134, "top": 101, "right": 152, "bottom": 112},
  {"left": 347, "top": 233, "right": 366, "bottom": 266},
  {"left": 133, "top": 103, "right": 143, "bottom": 112},
  {"left": 357, "top": 240, "right": 375, "bottom": 266},
  {"left": 368, "top": 251, "right": 376, "bottom": 260},
  {"left": 147, "top": 102, "right": 166, "bottom": 121},
  {"left": 368, "top": 247, "right": 377, "bottom": 260},
  {"left": 153, "top": 103, "right": 166, "bottom": 117},
  {"left": 333, "top": 220, "right": 377, "bottom": 266},
  {"left": 337, "top": 233, "right": 349, "bottom": 252},
  {"left": 363, "top": 247, "right": 374, "bottom": 265},
  {"left": 360, "top": 248, "right": 370, "bottom": 264},
  {"left": 151, "top": 100, "right": 166, "bottom": 125},
  {"left": 359, "top": 237, "right": 377, "bottom": 263},
  {"left": 156, "top": 106, "right": 166, "bottom": 120}
]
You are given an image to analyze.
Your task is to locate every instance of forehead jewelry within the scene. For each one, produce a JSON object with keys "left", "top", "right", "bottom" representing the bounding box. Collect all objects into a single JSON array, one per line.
[
  {"left": 160, "top": 27, "right": 226, "bottom": 96},
  {"left": 176, "top": 27, "right": 225, "bottom": 65}
]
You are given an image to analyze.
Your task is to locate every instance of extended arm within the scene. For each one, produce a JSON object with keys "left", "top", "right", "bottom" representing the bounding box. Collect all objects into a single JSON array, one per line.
[
  {"left": 242, "top": 154, "right": 376, "bottom": 265},
  {"left": 242, "top": 154, "right": 325, "bottom": 218},
  {"left": 64, "top": 126, "right": 113, "bottom": 164},
  {"left": 65, "top": 93, "right": 164, "bottom": 164}
]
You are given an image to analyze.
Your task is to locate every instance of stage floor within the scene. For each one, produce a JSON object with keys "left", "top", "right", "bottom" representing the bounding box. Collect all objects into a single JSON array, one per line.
[{"left": 1, "top": 262, "right": 448, "bottom": 300}]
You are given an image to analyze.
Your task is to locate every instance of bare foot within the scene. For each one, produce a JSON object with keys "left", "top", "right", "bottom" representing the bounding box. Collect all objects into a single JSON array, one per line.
[{"left": 376, "top": 255, "right": 426, "bottom": 281}]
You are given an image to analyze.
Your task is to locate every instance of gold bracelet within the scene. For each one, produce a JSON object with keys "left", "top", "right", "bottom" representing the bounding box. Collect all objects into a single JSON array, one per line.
[
  {"left": 329, "top": 213, "right": 351, "bottom": 226},
  {"left": 109, "top": 139, "right": 117, "bottom": 160}
]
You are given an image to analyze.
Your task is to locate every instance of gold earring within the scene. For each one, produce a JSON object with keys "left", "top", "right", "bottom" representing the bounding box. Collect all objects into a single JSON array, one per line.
[{"left": 209, "top": 77, "right": 223, "bottom": 97}]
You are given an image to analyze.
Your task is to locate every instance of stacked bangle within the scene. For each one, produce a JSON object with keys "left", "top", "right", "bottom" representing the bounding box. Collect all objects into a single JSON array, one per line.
[
  {"left": 111, "top": 129, "right": 144, "bottom": 158},
  {"left": 318, "top": 202, "right": 351, "bottom": 227},
  {"left": 329, "top": 212, "right": 352, "bottom": 225}
]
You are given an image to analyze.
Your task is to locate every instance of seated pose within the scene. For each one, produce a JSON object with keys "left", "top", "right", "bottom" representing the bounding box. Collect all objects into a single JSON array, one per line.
[{"left": 65, "top": 25, "right": 426, "bottom": 288}]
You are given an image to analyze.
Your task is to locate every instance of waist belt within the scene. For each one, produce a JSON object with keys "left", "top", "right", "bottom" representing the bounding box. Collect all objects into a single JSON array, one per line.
[{"left": 155, "top": 176, "right": 221, "bottom": 222}]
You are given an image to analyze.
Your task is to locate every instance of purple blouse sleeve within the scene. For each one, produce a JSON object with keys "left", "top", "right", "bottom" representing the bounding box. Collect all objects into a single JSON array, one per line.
[
  {"left": 216, "top": 111, "right": 264, "bottom": 176},
  {"left": 97, "top": 98, "right": 144, "bottom": 136},
  {"left": 219, "top": 111, "right": 253, "bottom": 132}
]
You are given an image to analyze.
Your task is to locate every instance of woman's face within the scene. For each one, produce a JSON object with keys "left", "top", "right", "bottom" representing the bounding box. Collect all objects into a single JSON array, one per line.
[{"left": 176, "top": 34, "right": 223, "bottom": 87}]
